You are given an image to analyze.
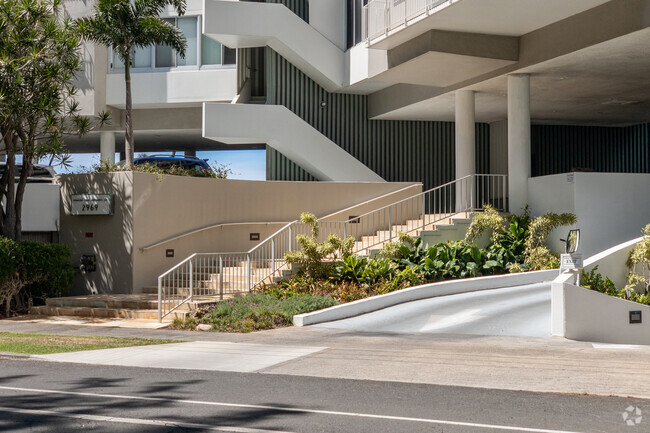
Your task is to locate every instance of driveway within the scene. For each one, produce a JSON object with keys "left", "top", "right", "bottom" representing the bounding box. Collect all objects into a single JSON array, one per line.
[{"left": 315, "top": 282, "right": 551, "bottom": 337}]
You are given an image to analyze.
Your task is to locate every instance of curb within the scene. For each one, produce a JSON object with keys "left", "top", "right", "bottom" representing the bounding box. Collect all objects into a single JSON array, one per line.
[{"left": 0, "top": 352, "right": 38, "bottom": 360}]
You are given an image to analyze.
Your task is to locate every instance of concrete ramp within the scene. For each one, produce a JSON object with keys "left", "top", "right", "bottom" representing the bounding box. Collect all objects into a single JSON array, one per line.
[
  {"left": 203, "top": 103, "right": 384, "bottom": 182},
  {"left": 315, "top": 282, "right": 551, "bottom": 337}
]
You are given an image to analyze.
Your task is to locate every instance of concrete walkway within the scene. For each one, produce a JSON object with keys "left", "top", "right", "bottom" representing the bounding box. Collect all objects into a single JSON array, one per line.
[{"left": 2, "top": 318, "right": 650, "bottom": 400}]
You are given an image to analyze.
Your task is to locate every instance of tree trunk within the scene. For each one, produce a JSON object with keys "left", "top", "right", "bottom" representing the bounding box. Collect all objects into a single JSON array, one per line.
[
  {"left": 13, "top": 155, "right": 32, "bottom": 242},
  {"left": 124, "top": 56, "right": 134, "bottom": 167},
  {"left": 1, "top": 137, "right": 18, "bottom": 240}
]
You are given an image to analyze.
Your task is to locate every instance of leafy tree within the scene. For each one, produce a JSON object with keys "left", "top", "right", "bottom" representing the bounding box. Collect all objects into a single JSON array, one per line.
[
  {"left": 0, "top": 0, "right": 108, "bottom": 240},
  {"left": 76, "top": 0, "right": 187, "bottom": 167}
]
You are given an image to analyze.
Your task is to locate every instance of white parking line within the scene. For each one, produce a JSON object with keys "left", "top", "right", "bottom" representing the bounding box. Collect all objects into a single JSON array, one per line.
[
  {"left": 0, "top": 406, "right": 291, "bottom": 432},
  {"left": 0, "top": 385, "right": 590, "bottom": 433}
]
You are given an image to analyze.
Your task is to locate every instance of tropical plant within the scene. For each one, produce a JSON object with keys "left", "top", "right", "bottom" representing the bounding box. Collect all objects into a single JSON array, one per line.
[
  {"left": 0, "top": 0, "right": 109, "bottom": 239},
  {"left": 464, "top": 204, "right": 505, "bottom": 244},
  {"left": 284, "top": 213, "right": 355, "bottom": 278},
  {"left": 580, "top": 266, "right": 617, "bottom": 295},
  {"left": 76, "top": 0, "right": 187, "bottom": 166},
  {"left": 625, "top": 224, "right": 650, "bottom": 293},
  {"left": 524, "top": 212, "right": 576, "bottom": 270}
]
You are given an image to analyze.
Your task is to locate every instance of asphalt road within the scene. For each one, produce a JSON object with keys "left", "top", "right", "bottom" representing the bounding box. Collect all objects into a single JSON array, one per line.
[
  {"left": 0, "top": 357, "right": 646, "bottom": 433},
  {"left": 316, "top": 282, "right": 551, "bottom": 337}
]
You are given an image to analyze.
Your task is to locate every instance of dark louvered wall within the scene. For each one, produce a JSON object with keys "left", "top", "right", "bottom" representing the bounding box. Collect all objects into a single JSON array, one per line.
[
  {"left": 265, "top": 49, "right": 491, "bottom": 190},
  {"left": 531, "top": 123, "right": 650, "bottom": 176},
  {"left": 264, "top": 0, "right": 309, "bottom": 21}
]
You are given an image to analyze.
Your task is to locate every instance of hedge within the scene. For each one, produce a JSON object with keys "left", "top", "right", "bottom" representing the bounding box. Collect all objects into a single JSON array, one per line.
[{"left": 0, "top": 237, "right": 74, "bottom": 308}]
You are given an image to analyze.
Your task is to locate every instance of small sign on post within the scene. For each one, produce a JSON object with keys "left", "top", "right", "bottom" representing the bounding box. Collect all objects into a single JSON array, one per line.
[
  {"left": 70, "top": 194, "right": 114, "bottom": 216},
  {"left": 559, "top": 253, "right": 583, "bottom": 272}
]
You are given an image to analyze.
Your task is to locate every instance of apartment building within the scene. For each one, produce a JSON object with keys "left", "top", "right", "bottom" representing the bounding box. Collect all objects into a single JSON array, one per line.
[{"left": 64, "top": 0, "right": 649, "bottom": 258}]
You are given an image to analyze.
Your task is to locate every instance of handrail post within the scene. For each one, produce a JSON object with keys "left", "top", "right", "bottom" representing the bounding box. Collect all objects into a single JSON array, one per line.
[
  {"left": 189, "top": 259, "right": 193, "bottom": 300},
  {"left": 288, "top": 226, "right": 292, "bottom": 252},
  {"left": 271, "top": 239, "right": 276, "bottom": 274},
  {"left": 219, "top": 256, "right": 223, "bottom": 300},
  {"left": 422, "top": 193, "right": 426, "bottom": 229},
  {"left": 157, "top": 277, "right": 162, "bottom": 323},
  {"left": 388, "top": 207, "right": 393, "bottom": 242},
  {"left": 247, "top": 255, "right": 251, "bottom": 291}
]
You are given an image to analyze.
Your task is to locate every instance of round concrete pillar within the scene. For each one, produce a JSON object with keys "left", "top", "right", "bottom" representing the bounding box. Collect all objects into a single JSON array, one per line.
[
  {"left": 507, "top": 74, "right": 531, "bottom": 213},
  {"left": 455, "top": 90, "right": 475, "bottom": 210},
  {"left": 100, "top": 131, "right": 116, "bottom": 164}
]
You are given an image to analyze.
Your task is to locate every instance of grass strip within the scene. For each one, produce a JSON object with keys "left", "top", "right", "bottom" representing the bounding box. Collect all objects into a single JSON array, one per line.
[{"left": 0, "top": 332, "right": 176, "bottom": 355}]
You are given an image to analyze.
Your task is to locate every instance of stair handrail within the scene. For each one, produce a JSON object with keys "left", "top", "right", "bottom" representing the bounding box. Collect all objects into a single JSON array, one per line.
[
  {"left": 335, "top": 175, "right": 474, "bottom": 223},
  {"left": 158, "top": 174, "right": 508, "bottom": 321}
]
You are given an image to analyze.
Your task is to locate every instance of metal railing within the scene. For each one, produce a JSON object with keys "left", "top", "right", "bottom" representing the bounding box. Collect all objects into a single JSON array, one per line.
[
  {"left": 158, "top": 174, "right": 507, "bottom": 321},
  {"left": 363, "top": 0, "right": 450, "bottom": 43}
]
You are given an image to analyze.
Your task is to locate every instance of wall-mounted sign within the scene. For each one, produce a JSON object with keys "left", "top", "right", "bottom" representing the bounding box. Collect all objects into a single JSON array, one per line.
[{"left": 70, "top": 194, "right": 114, "bottom": 216}]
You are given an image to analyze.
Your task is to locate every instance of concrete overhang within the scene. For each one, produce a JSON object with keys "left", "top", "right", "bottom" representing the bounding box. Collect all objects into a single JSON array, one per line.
[
  {"left": 379, "top": 30, "right": 518, "bottom": 87},
  {"left": 368, "top": 0, "right": 650, "bottom": 125},
  {"left": 369, "top": 0, "right": 613, "bottom": 50}
]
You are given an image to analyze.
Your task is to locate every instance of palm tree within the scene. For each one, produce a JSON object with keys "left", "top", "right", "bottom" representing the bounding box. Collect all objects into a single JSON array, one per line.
[{"left": 76, "top": 0, "right": 187, "bottom": 166}]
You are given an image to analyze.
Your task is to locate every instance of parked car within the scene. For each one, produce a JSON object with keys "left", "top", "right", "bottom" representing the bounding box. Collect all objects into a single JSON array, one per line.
[
  {"left": 0, "top": 163, "right": 56, "bottom": 183},
  {"left": 132, "top": 154, "right": 213, "bottom": 173}
]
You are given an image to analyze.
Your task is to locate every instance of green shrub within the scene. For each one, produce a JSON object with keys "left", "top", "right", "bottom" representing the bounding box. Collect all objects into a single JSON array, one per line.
[
  {"left": 284, "top": 212, "right": 354, "bottom": 279},
  {"left": 89, "top": 160, "right": 232, "bottom": 179},
  {"left": 580, "top": 266, "right": 617, "bottom": 295},
  {"left": 625, "top": 224, "right": 650, "bottom": 293},
  {"left": 174, "top": 292, "right": 338, "bottom": 332},
  {"left": 0, "top": 237, "right": 73, "bottom": 314}
]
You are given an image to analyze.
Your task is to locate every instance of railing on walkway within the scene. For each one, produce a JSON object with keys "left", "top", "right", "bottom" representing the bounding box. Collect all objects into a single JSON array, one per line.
[
  {"left": 363, "top": 0, "right": 450, "bottom": 43},
  {"left": 158, "top": 174, "right": 507, "bottom": 321}
]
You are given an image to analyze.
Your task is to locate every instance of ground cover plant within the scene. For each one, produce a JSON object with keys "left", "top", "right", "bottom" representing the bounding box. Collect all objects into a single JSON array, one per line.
[
  {"left": 0, "top": 332, "right": 175, "bottom": 355},
  {"left": 172, "top": 292, "right": 338, "bottom": 333}
]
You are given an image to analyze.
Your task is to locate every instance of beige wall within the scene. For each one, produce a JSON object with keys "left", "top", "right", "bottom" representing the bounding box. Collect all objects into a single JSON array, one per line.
[
  {"left": 58, "top": 173, "right": 134, "bottom": 295},
  {"left": 58, "top": 172, "right": 420, "bottom": 294}
]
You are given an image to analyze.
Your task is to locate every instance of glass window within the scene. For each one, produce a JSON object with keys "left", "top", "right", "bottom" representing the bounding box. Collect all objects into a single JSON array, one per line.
[
  {"left": 223, "top": 46, "right": 236, "bottom": 65},
  {"left": 176, "top": 17, "right": 197, "bottom": 66},
  {"left": 133, "top": 45, "right": 152, "bottom": 68},
  {"left": 155, "top": 18, "right": 175, "bottom": 67},
  {"left": 201, "top": 35, "right": 222, "bottom": 65}
]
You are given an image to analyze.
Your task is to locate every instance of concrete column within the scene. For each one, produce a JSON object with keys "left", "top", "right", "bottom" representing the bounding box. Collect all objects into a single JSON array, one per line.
[
  {"left": 455, "top": 90, "right": 475, "bottom": 211},
  {"left": 100, "top": 131, "right": 116, "bottom": 164},
  {"left": 184, "top": 150, "right": 196, "bottom": 157},
  {"left": 507, "top": 74, "right": 531, "bottom": 213}
]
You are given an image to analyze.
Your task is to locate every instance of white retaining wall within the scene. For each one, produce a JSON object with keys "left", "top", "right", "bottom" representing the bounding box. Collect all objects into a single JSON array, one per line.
[
  {"left": 294, "top": 269, "right": 558, "bottom": 326},
  {"left": 552, "top": 236, "right": 650, "bottom": 345}
]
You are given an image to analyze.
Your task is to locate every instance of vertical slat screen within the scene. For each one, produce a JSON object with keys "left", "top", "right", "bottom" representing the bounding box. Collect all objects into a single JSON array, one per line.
[
  {"left": 265, "top": 49, "right": 491, "bottom": 190},
  {"left": 532, "top": 124, "right": 650, "bottom": 177}
]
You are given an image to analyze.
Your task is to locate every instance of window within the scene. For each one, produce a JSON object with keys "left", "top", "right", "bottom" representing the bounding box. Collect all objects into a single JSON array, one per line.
[{"left": 110, "top": 16, "right": 236, "bottom": 71}]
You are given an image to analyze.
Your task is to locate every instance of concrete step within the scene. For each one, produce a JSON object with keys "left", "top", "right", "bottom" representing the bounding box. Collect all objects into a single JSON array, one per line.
[
  {"left": 45, "top": 295, "right": 159, "bottom": 310},
  {"left": 30, "top": 305, "right": 185, "bottom": 321}
]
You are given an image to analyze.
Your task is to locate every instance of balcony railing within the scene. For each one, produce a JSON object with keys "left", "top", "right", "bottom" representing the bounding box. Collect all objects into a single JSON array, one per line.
[{"left": 363, "top": 0, "right": 450, "bottom": 43}]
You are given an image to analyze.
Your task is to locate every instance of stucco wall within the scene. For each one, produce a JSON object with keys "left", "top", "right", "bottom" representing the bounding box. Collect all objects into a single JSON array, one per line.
[
  {"left": 58, "top": 173, "right": 134, "bottom": 295},
  {"left": 528, "top": 172, "right": 650, "bottom": 257},
  {"left": 58, "top": 172, "right": 419, "bottom": 294},
  {"left": 553, "top": 281, "right": 650, "bottom": 345}
]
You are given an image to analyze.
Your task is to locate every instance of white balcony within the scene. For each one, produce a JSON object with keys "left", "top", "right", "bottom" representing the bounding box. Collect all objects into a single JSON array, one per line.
[
  {"left": 106, "top": 69, "right": 236, "bottom": 109},
  {"left": 364, "top": 0, "right": 613, "bottom": 49}
]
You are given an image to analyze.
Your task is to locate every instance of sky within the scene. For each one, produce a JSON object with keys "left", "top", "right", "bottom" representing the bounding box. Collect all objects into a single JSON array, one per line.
[{"left": 58, "top": 149, "right": 267, "bottom": 180}]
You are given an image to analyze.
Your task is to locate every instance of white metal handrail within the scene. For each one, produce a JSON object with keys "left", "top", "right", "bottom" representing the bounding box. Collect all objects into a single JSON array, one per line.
[
  {"left": 158, "top": 174, "right": 507, "bottom": 321},
  {"left": 363, "top": 0, "right": 450, "bottom": 43}
]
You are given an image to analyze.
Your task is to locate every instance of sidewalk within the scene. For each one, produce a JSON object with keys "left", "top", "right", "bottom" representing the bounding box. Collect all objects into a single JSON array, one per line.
[{"left": 2, "top": 317, "right": 650, "bottom": 400}]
